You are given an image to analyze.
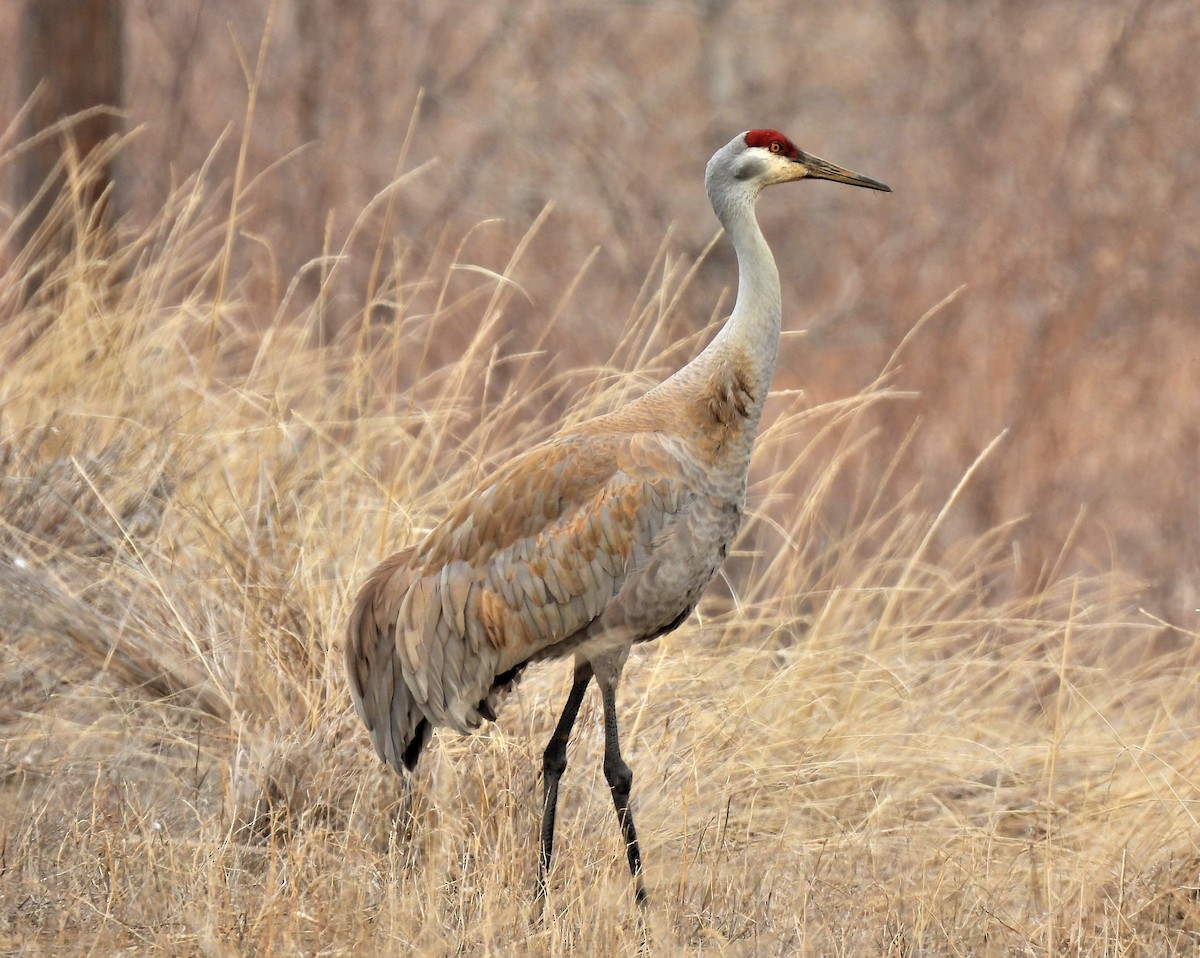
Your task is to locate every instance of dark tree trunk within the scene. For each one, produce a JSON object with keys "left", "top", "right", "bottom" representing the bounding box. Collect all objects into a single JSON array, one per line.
[{"left": 15, "top": 0, "right": 124, "bottom": 265}]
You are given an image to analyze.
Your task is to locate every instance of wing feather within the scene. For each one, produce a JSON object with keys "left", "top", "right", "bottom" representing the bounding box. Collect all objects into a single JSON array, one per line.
[{"left": 345, "top": 432, "right": 691, "bottom": 773}]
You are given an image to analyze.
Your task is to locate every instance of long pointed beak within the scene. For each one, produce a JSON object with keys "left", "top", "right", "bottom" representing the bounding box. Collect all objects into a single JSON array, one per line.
[{"left": 800, "top": 153, "right": 891, "bottom": 192}]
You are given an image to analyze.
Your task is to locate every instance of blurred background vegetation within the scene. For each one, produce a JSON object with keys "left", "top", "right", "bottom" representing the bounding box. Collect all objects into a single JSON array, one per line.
[{"left": 3, "top": 0, "right": 1197, "bottom": 621}]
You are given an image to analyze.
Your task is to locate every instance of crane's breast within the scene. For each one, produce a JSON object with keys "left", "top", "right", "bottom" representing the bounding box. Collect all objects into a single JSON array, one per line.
[{"left": 605, "top": 491, "right": 742, "bottom": 645}]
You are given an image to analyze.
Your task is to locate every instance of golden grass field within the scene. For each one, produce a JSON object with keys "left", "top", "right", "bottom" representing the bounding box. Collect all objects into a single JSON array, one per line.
[{"left": 3, "top": 2, "right": 1200, "bottom": 955}]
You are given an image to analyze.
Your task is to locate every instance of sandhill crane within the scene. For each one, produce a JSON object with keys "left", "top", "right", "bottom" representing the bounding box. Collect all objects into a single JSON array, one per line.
[{"left": 346, "top": 129, "right": 889, "bottom": 907}]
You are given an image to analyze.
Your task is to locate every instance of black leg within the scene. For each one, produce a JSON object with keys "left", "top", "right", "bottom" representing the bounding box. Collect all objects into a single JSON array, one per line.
[
  {"left": 598, "top": 674, "right": 648, "bottom": 906},
  {"left": 535, "top": 662, "right": 592, "bottom": 905}
]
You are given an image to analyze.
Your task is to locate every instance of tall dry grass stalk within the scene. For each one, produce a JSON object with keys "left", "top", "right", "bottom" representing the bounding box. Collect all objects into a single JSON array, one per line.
[{"left": 2, "top": 126, "right": 1198, "bottom": 957}]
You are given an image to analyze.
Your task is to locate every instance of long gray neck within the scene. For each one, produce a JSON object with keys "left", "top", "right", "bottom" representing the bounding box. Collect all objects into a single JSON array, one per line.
[
  {"left": 697, "top": 180, "right": 781, "bottom": 402},
  {"left": 624, "top": 156, "right": 783, "bottom": 431}
]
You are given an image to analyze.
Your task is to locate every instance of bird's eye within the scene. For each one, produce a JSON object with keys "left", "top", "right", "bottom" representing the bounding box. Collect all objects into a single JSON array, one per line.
[{"left": 769, "top": 141, "right": 783, "bottom": 154}]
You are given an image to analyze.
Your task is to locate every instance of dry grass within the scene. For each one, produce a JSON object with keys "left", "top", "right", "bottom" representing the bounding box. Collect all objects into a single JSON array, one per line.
[
  {"left": 1, "top": 112, "right": 1199, "bottom": 957},
  {"left": 4, "top": 3, "right": 1200, "bottom": 952}
]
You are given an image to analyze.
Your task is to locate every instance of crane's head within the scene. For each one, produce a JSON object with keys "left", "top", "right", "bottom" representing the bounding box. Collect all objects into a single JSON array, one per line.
[{"left": 706, "top": 129, "right": 890, "bottom": 206}]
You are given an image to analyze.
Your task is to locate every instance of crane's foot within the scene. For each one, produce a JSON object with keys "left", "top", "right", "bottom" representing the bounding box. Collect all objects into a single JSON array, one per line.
[
  {"left": 527, "top": 892, "right": 547, "bottom": 928},
  {"left": 633, "top": 895, "right": 652, "bottom": 955},
  {"left": 529, "top": 875, "right": 558, "bottom": 927}
]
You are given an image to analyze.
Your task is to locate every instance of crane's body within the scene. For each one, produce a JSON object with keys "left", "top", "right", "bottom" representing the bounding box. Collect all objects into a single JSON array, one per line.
[{"left": 345, "top": 129, "right": 889, "bottom": 907}]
